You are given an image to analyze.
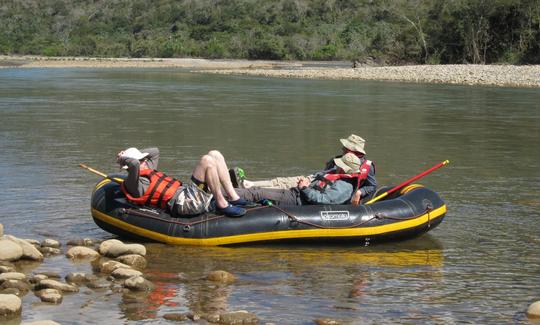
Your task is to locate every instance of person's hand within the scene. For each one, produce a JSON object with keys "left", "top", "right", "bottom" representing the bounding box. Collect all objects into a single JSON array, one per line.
[
  {"left": 116, "top": 150, "right": 125, "bottom": 164},
  {"left": 297, "top": 177, "right": 310, "bottom": 189},
  {"left": 351, "top": 190, "right": 362, "bottom": 205}
]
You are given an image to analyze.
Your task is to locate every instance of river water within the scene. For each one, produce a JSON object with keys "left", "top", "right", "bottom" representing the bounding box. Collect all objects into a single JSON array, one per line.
[{"left": 0, "top": 68, "right": 539, "bottom": 324}]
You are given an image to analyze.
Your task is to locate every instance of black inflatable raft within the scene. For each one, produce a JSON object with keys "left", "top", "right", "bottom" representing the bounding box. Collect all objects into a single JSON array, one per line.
[{"left": 90, "top": 178, "right": 447, "bottom": 246}]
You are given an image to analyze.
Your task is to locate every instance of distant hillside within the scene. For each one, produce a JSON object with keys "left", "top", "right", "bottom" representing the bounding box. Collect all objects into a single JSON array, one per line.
[{"left": 1, "top": 0, "right": 538, "bottom": 64}]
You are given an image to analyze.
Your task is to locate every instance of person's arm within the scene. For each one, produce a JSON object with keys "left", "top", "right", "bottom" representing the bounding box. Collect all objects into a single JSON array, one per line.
[
  {"left": 117, "top": 155, "right": 141, "bottom": 196},
  {"left": 359, "top": 164, "right": 377, "bottom": 198},
  {"left": 140, "top": 147, "right": 159, "bottom": 170},
  {"left": 300, "top": 180, "right": 353, "bottom": 205}
]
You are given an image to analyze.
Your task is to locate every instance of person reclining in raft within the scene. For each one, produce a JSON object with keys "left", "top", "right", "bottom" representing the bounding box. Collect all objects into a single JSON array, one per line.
[
  {"left": 117, "top": 147, "right": 254, "bottom": 217},
  {"left": 233, "top": 134, "right": 376, "bottom": 205},
  {"left": 234, "top": 152, "right": 368, "bottom": 206}
]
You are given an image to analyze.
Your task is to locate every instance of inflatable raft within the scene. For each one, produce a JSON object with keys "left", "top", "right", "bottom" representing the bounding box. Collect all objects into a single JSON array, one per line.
[{"left": 90, "top": 178, "right": 447, "bottom": 246}]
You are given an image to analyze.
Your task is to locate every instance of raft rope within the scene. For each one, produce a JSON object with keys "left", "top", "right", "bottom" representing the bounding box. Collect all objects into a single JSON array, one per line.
[{"left": 119, "top": 203, "right": 434, "bottom": 231}]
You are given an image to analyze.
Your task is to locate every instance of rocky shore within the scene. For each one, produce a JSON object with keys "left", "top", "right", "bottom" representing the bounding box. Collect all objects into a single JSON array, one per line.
[
  {"left": 0, "top": 223, "right": 263, "bottom": 325},
  {"left": 1, "top": 55, "right": 538, "bottom": 88}
]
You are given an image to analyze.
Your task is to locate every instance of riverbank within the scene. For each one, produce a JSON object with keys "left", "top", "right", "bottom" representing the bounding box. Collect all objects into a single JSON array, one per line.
[{"left": 1, "top": 55, "right": 539, "bottom": 88}]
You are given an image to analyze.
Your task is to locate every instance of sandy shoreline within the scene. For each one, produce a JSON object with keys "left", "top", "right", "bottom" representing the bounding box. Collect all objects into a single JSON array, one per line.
[{"left": 1, "top": 55, "right": 539, "bottom": 88}]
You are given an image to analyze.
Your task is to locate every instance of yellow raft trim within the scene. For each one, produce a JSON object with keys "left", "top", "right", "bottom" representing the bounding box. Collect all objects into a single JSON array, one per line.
[{"left": 91, "top": 204, "right": 446, "bottom": 246}]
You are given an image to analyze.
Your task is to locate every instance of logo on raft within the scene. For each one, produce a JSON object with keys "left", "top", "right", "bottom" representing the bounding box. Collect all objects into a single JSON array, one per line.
[{"left": 320, "top": 210, "right": 350, "bottom": 221}]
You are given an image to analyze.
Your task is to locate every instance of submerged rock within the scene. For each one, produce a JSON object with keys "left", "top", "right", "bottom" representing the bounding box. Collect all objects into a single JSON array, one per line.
[
  {"left": 314, "top": 318, "right": 342, "bottom": 325},
  {"left": 0, "top": 293, "right": 22, "bottom": 319},
  {"left": 35, "top": 279, "right": 78, "bottom": 293},
  {"left": 65, "top": 246, "right": 99, "bottom": 259},
  {"left": 0, "top": 272, "right": 26, "bottom": 283},
  {"left": 528, "top": 300, "right": 540, "bottom": 318},
  {"left": 41, "top": 239, "right": 60, "bottom": 249},
  {"left": 0, "top": 265, "right": 15, "bottom": 274},
  {"left": 123, "top": 276, "right": 154, "bottom": 291},
  {"left": 28, "top": 274, "right": 48, "bottom": 284},
  {"left": 99, "top": 260, "right": 132, "bottom": 274},
  {"left": 21, "top": 321, "right": 61, "bottom": 325},
  {"left": 35, "top": 288, "right": 63, "bottom": 304},
  {"left": 0, "top": 240, "right": 23, "bottom": 261},
  {"left": 67, "top": 238, "right": 96, "bottom": 247},
  {"left": 207, "top": 270, "right": 236, "bottom": 284},
  {"left": 65, "top": 272, "right": 97, "bottom": 285},
  {"left": 163, "top": 313, "right": 189, "bottom": 321},
  {"left": 219, "top": 311, "right": 259, "bottom": 325},
  {"left": 0, "top": 280, "right": 31, "bottom": 295},
  {"left": 39, "top": 247, "right": 62, "bottom": 256}
]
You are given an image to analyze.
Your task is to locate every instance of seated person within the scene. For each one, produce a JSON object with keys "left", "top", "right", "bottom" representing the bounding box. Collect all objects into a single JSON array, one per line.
[
  {"left": 117, "top": 147, "right": 253, "bottom": 217},
  {"left": 233, "top": 134, "right": 376, "bottom": 204},
  {"left": 234, "top": 153, "right": 366, "bottom": 206}
]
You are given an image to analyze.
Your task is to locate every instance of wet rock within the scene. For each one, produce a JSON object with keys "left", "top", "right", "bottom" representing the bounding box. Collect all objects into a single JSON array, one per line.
[
  {"left": 163, "top": 313, "right": 189, "bottom": 321},
  {"left": 116, "top": 254, "right": 147, "bottom": 270},
  {"left": 0, "top": 272, "right": 26, "bottom": 283},
  {"left": 21, "top": 321, "right": 61, "bottom": 325},
  {"left": 0, "top": 223, "right": 3, "bottom": 236},
  {"left": 41, "top": 239, "right": 60, "bottom": 249},
  {"left": 86, "top": 280, "right": 110, "bottom": 290},
  {"left": 65, "top": 246, "right": 99, "bottom": 259},
  {"left": 0, "top": 294, "right": 21, "bottom": 319},
  {"left": 0, "top": 288, "right": 20, "bottom": 296},
  {"left": 39, "top": 247, "right": 61, "bottom": 256},
  {"left": 0, "top": 239, "right": 23, "bottom": 261},
  {"left": 67, "top": 238, "right": 95, "bottom": 247},
  {"left": 314, "top": 318, "right": 342, "bottom": 325},
  {"left": 219, "top": 311, "right": 259, "bottom": 325},
  {"left": 39, "top": 272, "right": 61, "bottom": 279},
  {"left": 99, "top": 260, "right": 132, "bottom": 274},
  {"left": 99, "top": 239, "right": 146, "bottom": 258},
  {"left": 28, "top": 274, "right": 48, "bottom": 284},
  {"left": 0, "top": 265, "right": 15, "bottom": 273},
  {"left": 0, "top": 280, "right": 31, "bottom": 295},
  {"left": 23, "top": 239, "right": 40, "bottom": 247},
  {"left": 4, "top": 236, "right": 43, "bottom": 261},
  {"left": 35, "top": 288, "right": 63, "bottom": 304},
  {"left": 202, "top": 313, "right": 220, "bottom": 323},
  {"left": 207, "top": 270, "right": 236, "bottom": 284},
  {"left": 123, "top": 276, "right": 154, "bottom": 291},
  {"left": 65, "top": 272, "right": 97, "bottom": 285},
  {"left": 34, "top": 279, "right": 78, "bottom": 293},
  {"left": 528, "top": 300, "right": 540, "bottom": 318},
  {"left": 111, "top": 268, "right": 142, "bottom": 279}
]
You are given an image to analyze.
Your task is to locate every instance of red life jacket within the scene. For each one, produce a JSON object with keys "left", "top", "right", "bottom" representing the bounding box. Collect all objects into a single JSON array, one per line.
[
  {"left": 317, "top": 160, "right": 373, "bottom": 190},
  {"left": 121, "top": 169, "right": 182, "bottom": 209}
]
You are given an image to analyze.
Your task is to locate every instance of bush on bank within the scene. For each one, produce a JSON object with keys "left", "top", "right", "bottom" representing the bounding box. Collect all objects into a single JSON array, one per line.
[{"left": 0, "top": 0, "right": 539, "bottom": 64}]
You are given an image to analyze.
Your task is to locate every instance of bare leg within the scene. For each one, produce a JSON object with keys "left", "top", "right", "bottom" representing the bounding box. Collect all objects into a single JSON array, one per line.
[
  {"left": 207, "top": 150, "right": 240, "bottom": 201},
  {"left": 192, "top": 154, "right": 229, "bottom": 209}
]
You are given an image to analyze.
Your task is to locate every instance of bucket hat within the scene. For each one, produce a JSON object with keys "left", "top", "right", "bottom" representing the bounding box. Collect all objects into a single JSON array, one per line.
[
  {"left": 340, "top": 134, "right": 366, "bottom": 154},
  {"left": 333, "top": 152, "right": 362, "bottom": 174}
]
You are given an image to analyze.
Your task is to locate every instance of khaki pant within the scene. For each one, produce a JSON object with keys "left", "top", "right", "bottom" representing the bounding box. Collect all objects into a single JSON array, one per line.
[{"left": 249, "top": 175, "right": 315, "bottom": 189}]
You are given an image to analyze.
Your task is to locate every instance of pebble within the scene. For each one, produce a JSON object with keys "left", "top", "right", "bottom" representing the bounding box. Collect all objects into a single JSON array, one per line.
[
  {"left": 41, "top": 239, "right": 61, "bottom": 249},
  {"left": 35, "top": 289, "right": 63, "bottom": 304},
  {"left": 219, "top": 311, "right": 259, "bottom": 325},
  {"left": 35, "top": 279, "right": 79, "bottom": 293},
  {"left": 0, "top": 293, "right": 22, "bottom": 319},
  {"left": 65, "top": 246, "right": 99, "bottom": 259},
  {"left": 123, "top": 276, "right": 154, "bottom": 291},
  {"left": 115, "top": 254, "right": 147, "bottom": 270},
  {"left": 99, "top": 239, "right": 146, "bottom": 257},
  {"left": 528, "top": 300, "right": 540, "bottom": 318},
  {"left": 0, "top": 223, "right": 3, "bottom": 236},
  {"left": 39, "top": 247, "right": 62, "bottom": 256}
]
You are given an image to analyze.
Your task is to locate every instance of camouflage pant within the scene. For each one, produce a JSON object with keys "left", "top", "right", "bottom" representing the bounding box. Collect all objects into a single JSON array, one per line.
[{"left": 169, "top": 182, "right": 213, "bottom": 216}]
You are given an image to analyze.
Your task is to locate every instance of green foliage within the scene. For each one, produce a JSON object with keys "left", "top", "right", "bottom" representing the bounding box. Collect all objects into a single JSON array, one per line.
[{"left": 0, "top": 0, "right": 538, "bottom": 63}]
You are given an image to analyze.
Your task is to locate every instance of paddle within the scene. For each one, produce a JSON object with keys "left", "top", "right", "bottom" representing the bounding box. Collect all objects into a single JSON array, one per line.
[
  {"left": 79, "top": 164, "right": 123, "bottom": 184},
  {"left": 365, "top": 160, "right": 449, "bottom": 205}
]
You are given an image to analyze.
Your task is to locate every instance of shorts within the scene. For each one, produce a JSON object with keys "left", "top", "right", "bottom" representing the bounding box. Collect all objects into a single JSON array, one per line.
[{"left": 168, "top": 180, "right": 213, "bottom": 216}]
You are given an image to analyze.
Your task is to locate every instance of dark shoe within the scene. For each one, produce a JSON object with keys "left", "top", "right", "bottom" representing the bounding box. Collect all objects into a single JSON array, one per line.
[
  {"left": 229, "top": 198, "right": 258, "bottom": 208},
  {"left": 217, "top": 204, "right": 246, "bottom": 217},
  {"left": 229, "top": 167, "right": 246, "bottom": 188}
]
